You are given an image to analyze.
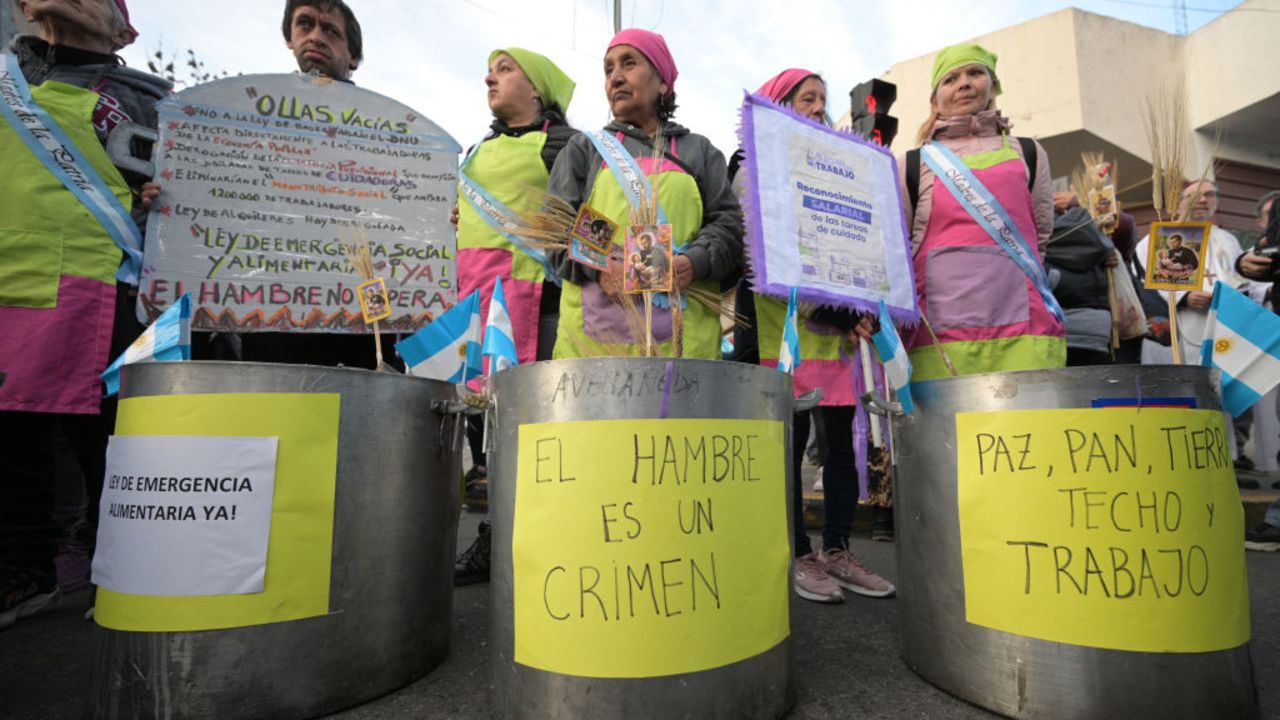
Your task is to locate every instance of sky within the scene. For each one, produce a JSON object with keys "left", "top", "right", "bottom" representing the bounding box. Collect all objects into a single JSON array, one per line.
[{"left": 115, "top": 0, "right": 1245, "bottom": 155}]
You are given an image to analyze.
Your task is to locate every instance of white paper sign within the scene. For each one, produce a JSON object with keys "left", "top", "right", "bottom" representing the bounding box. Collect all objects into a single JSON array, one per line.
[{"left": 91, "top": 435, "right": 279, "bottom": 596}]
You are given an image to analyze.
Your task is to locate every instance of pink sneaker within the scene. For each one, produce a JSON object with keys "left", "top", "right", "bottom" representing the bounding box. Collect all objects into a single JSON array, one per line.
[
  {"left": 820, "top": 548, "right": 896, "bottom": 598},
  {"left": 793, "top": 552, "right": 844, "bottom": 603}
]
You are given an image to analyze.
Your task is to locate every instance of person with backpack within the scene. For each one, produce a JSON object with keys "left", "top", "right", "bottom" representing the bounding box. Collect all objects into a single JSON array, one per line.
[
  {"left": 897, "top": 44, "right": 1064, "bottom": 380},
  {"left": 2, "top": 0, "right": 170, "bottom": 628}
]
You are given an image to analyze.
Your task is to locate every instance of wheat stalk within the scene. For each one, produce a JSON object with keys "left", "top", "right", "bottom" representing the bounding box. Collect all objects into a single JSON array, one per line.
[
  {"left": 341, "top": 234, "right": 375, "bottom": 282},
  {"left": 341, "top": 227, "right": 384, "bottom": 368},
  {"left": 1142, "top": 83, "right": 1189, "bottom": 222}
]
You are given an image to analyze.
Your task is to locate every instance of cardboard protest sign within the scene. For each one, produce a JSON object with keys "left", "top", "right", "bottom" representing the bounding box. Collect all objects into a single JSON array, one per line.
[
  {"left": 95, "top": 392, "right": 340, "bottom": 632},
  {"left": 737, "top": 94, "right": 917, "bottom": 323},
  {"left": 138, "top": 74, "right": 462, "bottom": 332},
  {"left": 956, "top": 407, "right": 1249, "bottom": 653},
  {"left": 513, "top": 418, "right": 789, "bottom": 678},
  {"left": 92, "top": 435, "right": 278, "bottom": 596}
]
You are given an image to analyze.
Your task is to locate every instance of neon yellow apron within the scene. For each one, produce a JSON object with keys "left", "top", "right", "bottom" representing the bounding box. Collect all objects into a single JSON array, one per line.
[
  {"left": 457, "top": 131, "right": 552, "bottom": 363},
  {"left": 555, "top": 158, "right": 720, "bottom": 360},
  {"left": 0, "top": 80, "right": 131, "bottom": 414}
]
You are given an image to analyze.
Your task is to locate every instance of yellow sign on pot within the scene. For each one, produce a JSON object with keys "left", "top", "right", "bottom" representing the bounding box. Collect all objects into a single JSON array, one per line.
[
  {"left": 95, "top": 392, "right": 340, "bottom": 632},
  {"left": 957, "top": 407, "right": 1249, "bottom": 652},
  {"left": 513, "top": 418, "right": 789, "bottom": 678}
]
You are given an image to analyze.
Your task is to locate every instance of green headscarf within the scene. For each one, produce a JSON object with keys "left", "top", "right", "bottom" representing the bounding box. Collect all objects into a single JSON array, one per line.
[
  {"left": 930, "top": 43, "right": 1001, "bottom": 97},
  {"left": 488, "top": 47, "right": 576, "bottom": 114}
]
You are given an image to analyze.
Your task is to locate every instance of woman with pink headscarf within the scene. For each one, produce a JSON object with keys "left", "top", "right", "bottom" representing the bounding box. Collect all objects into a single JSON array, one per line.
[
  {"left": 731, "top": 70, "right": 896, "bottom": 605},
  {"left": 545, "top": 29, "right": 743, "bottom": 359}
]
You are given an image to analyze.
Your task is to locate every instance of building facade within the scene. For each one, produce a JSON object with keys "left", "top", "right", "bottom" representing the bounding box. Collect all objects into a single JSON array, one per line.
[{"left": 842, "top": 2, "right": 1280, "bottom": 240}]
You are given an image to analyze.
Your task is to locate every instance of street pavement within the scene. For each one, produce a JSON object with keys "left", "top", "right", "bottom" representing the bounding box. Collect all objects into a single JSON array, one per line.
[
  {"left": 6, "top": 447, "right": 1280, "bottom": 719},
  {"left": 2, "top": 503, "right": 1278, "bottom": 719}
]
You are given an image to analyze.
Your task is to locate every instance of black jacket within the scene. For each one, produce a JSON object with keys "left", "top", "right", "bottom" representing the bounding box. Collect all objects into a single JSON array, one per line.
[{"left": 1045, "top": 208, "right": 1114, "bottom": 311}]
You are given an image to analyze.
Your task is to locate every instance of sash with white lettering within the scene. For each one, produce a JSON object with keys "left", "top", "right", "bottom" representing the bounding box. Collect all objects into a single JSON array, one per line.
[
  {"left": 584, "top": 130, "right": 671, "bottom": 226},
  {"left": 585, "top": 130, "right": 686, "bottom": 308},
  {"left": 457, "top": 138, "right": 560, "bottom": 286},
  {"left": 920, "top": 141, "right": 1064, "bottom": 323},
  {"left": 0, "top": 53, "right": 143, "bottom": 285}
]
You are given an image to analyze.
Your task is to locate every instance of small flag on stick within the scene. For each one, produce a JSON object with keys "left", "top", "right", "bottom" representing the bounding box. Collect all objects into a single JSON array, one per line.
[
  {"left": 871, "top": 299, "right": 915, "bottom": 414},
  {"left": 777, "top": 287, "right": 801, "bottom": 375},
  {"left": 482, "top": 277, "right": 518, "bottom": 374},
  {"left": 1200, "top": 281, "right": 1280, "bottom": 417},
  {"left": 101, "top": 294, "right": 192, "bottom": 397},
  {"left": 396, "top": 291, "right": 482, "bottom": 383}
]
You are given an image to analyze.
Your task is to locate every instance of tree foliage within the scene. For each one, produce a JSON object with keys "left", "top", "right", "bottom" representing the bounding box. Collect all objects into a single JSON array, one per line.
[{"left": 146, "top": 45, "right": 232, "bottom": 88}]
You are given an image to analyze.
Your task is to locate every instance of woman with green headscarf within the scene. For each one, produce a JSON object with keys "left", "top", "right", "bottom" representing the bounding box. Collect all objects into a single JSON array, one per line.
[
  {"left": 454, "top": 47, "right": 578, "bottom": 585},
  {"left": 458, "top": 47, "right": 578, "bottom": 366},
  {"left": 896, "top": 43, "right": 1064, "bottom": 380}
]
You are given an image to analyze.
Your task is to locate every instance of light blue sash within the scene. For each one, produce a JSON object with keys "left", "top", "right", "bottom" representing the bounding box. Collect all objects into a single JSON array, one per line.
[
  {"left": 920, "top": 141, "right": 1064, "bottom": 323},
  {"left": 457, "top": 137, "right": 560, "bottom": 285},
  {"left": 0, "top": 53, "right": 143, "bottom": 284},
  {"left": 585, "top": 130, "right": 686, "bottom": 307},
  {"left": 584, "top": 130, "right": 671, "bottom": 226}
]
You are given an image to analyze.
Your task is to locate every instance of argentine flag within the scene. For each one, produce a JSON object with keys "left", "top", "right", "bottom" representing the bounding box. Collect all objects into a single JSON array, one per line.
[
  {"left": 397, "top": 291, "right": 483, "bottom": 383},
  {"left": 101, "top": 294, "right": 192, "bottom": 397},
  {"left": 871, "top": 299, "right": 915, "bottom": 414},
  {"left": 777, "top": 288, "right": 801, "bottom": 375},
  {"left": 1200, "top": 281, "right": 1280, "bottom": 417},
  {"left": 482, "top": 277, "right": 518, "bottom": 374}
]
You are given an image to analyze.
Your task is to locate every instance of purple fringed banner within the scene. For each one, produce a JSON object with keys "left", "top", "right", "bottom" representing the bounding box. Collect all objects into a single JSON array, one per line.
[{"left": 736, "top": 93, "right": 919, "bottom": 327}]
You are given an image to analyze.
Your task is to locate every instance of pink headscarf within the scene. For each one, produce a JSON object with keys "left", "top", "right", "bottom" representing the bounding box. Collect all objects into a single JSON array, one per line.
[
  {"left": 113, "top": 0, "right": 138, "bottom": 36},
  {"left": 607, "top": 29, "right": 677, "bottom": 98},
  {"left": 756, "top": 68, "right": 819, "bottom": 104}
]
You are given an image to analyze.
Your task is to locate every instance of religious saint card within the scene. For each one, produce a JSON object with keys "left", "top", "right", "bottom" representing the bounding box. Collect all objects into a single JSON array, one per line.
[
  {"left": 1089, "top": 185, "right": 1118, "bottom": 234},
  {"left": 357, "top": 278, "right": 392, "bottom": 323},
  {"left": 1146, "top": 221, "right": 1211, "bottom": 291},
  {"left": 570, "top": 204, "right": 617, "bottom": 271},
  {"left": 623, "top": 224, "right": 674, "bottom": 294}
]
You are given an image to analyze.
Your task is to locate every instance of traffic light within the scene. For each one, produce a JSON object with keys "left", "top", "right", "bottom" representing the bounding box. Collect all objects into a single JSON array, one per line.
[{"left": 849, "top": 79, "right": 898, "bottom": 147}]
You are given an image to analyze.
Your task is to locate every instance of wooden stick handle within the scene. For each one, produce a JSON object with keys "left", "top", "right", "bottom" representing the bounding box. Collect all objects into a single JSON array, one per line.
[
  {"left": 671, "top": 292, "right": 683, "bottom": 359},
  {"left": 920, "top": 313, "right": 959, "bottom": 377},
  {"left": 644, "top": 292, "right": 654, "bottom": 357},
  {"left": 373, "top": 319, "right": 384, "bottom": 368},
  {"left": 1107, "top": 272, "right": 1121, "bottom": 349},
  {"left": 1167, "top": 291, "right": 1182, "bottom": 364},
  {"left": 859, "top": 337, "right": 884, "bottom": 448}
]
